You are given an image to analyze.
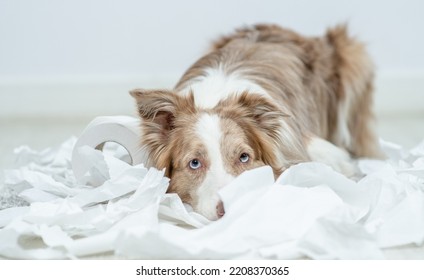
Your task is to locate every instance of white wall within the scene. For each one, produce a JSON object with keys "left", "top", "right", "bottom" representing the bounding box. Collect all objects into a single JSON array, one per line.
[{"left": 0, "top": 0, "right": 423, "bottom": 118}]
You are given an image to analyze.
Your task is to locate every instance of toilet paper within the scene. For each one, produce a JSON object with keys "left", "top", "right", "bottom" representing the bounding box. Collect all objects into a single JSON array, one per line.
[{"left": 71, "top": 116, "right": 148, "bottom": 185}]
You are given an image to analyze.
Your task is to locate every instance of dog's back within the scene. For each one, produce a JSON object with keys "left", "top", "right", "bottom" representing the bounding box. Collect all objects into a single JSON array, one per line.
[{"left": 175, "top": 24, "right": 381, "bottom": 158}]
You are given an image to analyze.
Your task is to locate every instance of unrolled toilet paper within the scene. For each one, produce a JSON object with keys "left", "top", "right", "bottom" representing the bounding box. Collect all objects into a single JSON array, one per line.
[{"left": 71, "top": 116, "right": 148, "bottom": 185}]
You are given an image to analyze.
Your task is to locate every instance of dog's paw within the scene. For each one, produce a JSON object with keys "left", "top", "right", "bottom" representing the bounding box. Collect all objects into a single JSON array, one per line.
[{"left": 307, "top": 136, "right": 360, "bottom": 178}]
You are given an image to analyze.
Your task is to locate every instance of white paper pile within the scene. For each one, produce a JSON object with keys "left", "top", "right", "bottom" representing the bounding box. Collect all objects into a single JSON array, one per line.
[{"left": 0, "top": 138, "right": 423, "bottom": 259}]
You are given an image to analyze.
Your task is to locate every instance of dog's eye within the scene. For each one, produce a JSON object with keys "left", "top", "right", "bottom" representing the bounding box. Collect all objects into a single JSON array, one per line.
[
  {"left": 189, "top": 159, "right": 202, "bottom": 170},
  {"left": 239, "top": 153, "right": 250, "bottom": 163}
]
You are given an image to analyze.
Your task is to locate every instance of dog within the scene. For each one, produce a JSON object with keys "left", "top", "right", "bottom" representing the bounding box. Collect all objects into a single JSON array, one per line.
[{"left": 130, "top": 24, "right": 382, "bottom": 220}]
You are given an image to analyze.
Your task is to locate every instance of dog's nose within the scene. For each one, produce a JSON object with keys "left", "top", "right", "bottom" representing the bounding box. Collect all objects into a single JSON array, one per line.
[{"left": 216, "top": 201, "right": 225, "bottom": 218}]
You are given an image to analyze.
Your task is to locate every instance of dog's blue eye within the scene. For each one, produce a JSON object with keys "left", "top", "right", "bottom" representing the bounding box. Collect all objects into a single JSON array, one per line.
[
  {"left": 189, "top": 159, "right": 201, "bottom": 170},
  {"left": 239, "top": 153, "right": 250, "bottom": 163}
]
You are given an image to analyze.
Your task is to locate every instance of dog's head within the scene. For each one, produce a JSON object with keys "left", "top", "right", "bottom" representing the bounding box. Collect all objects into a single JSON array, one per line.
[{"left": 130, "top": 89, "right": 288, "bottom": 220}]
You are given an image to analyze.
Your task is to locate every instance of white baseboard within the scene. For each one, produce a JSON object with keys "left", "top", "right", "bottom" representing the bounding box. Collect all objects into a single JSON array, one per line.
[{"left": 1, "top": 72, "right": 423, "bottom": 120}]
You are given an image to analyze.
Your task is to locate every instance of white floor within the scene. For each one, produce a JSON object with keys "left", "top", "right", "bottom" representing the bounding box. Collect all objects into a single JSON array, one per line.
[{"left": 1, "top": 113, "right": 423, "bottom": 170}]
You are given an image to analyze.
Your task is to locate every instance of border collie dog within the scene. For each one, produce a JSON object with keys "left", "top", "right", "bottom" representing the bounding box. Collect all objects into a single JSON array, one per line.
[{"left": 130, "top": 24, "right": 381, "bottom": 220}]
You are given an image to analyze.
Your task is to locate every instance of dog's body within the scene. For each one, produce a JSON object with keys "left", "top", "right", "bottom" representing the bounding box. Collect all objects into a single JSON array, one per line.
[{"left": 131, "top": 24, "right": 381, "bottom": 220}]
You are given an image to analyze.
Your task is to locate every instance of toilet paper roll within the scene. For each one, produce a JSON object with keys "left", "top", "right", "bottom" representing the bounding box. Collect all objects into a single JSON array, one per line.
[{"left": 71, "top": 116, "right": 148, "bottom": 183}]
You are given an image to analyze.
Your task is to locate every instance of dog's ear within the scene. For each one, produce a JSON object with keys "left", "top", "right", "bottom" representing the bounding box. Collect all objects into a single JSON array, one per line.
[
  {"left": 217, "top": 92, "right": 288, "bottom": 132},
  {"left": 129, "top": 89, "right": 178, "bottom": 175},
  {"left": 237, "top": 92, "right": 288, "bottom": 129},
  {"left": 216, "top": 92, "right": 307, "bottom": 176},
  {"left": 130, "top": 89, "right": 195, "bottom": 175},
  {"left": 130, "top": 89, "right": 180, "bottom": 133}
]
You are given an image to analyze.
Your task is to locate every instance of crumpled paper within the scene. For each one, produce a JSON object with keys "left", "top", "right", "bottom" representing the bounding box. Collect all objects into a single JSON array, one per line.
[{"left": 0, "top": 137, "right": 424, "bottom": 259}]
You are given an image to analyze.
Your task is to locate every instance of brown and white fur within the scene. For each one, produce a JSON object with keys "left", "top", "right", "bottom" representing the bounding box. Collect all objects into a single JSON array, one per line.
[{"left": 130, "top": 24, "right": 382, "bottom": 220}]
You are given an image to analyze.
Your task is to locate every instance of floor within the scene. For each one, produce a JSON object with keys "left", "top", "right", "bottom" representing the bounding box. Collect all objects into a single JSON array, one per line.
[
  {"left": 1, "top": 113, "right": 423, "bottom": 173},
  {"left": 0, "top": 118, "right": 88, "bottom": 181}
]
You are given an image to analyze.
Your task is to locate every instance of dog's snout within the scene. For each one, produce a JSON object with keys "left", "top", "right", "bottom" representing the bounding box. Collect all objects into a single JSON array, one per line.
[{"left": 216, "top": 201, "right": 225, "bottom": 218}]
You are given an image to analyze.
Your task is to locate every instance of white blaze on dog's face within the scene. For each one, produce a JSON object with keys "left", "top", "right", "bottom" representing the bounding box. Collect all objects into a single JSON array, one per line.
[
  {"left": 175, "top": 113, "right": 270, "bottom": 220},
  {"left": 130, "top": 89, "right": 284, "bottom": 220},
  {"left": 190, "top": 113, "right": 236, "bottom": 219}
]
